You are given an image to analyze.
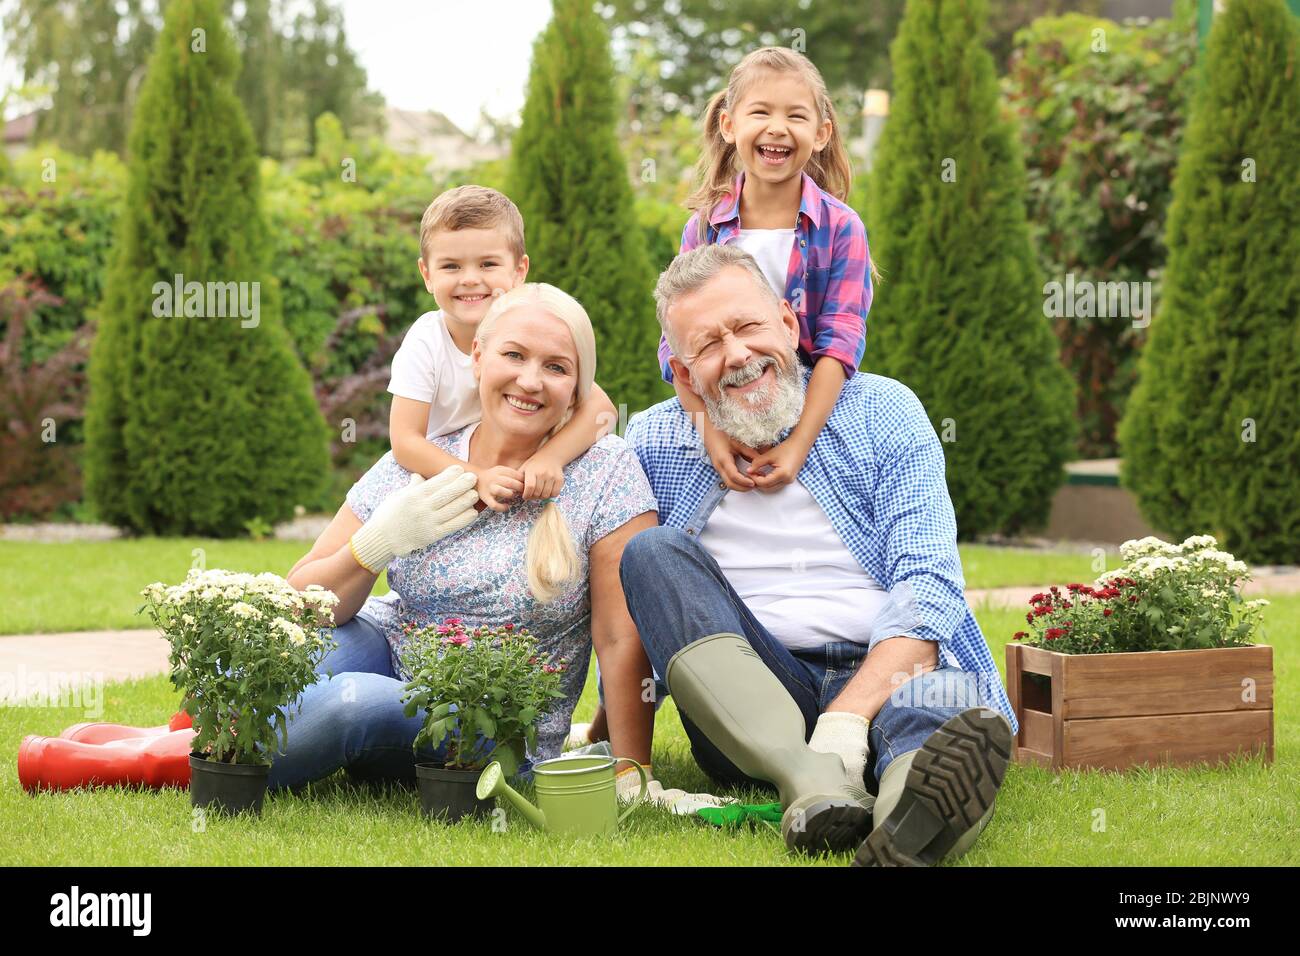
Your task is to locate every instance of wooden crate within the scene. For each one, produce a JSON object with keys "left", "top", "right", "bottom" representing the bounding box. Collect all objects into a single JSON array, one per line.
[{"left": 1005, "top": 643, "right": 1274, "bottom": 771}]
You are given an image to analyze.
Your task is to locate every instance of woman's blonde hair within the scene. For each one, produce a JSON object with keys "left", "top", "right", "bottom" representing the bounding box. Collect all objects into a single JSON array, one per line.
[
  {"left": 474, "top": 284, "right": 596, "bottom": 603},
  {"left": 687, "top": 50, "right": 878, "bottom": 283}
]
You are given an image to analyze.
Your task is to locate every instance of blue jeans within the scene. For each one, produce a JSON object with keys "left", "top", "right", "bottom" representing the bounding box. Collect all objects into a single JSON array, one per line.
[
  {"left": 620, "top": 526, "right": 999, "bottom": 790},
  {"left": 266, "top": 614, "right": 494, "bottom": 791}
]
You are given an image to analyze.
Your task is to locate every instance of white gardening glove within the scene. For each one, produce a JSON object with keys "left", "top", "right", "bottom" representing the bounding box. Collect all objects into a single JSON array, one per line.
[
  {"left": 349, "top": 465, "right": 480, "bottom": 573},
  {"left": 808, "top": 710, "right": 870, "bottom": 785},
  {"left": 615, "top": 765, "right": 738, "bottom": 815}
]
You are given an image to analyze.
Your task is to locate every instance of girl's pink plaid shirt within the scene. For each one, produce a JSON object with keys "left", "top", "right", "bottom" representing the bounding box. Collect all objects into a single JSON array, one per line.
[{"left": 658, "top": 170, "right": 873, "bottom": 382}]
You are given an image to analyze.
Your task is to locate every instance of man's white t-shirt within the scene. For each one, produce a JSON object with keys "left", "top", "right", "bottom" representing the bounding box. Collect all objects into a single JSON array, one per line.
[
  {"left": 387, "top": 310, "right": 480, "bottom": 439},
  {"left": 698, "top": 456, "right": 889, "bottom": 652},
  {"left": 736, "top": 228, "right": 796, "bottom": 299}
]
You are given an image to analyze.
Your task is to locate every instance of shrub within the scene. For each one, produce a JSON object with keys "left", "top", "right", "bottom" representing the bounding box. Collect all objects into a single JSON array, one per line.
[
  {"left": 509, "top": 0, "right": 671, "bottom": 415},
  {"left": 83, "top": 0, "right": 331, "bottom": 536},
  {"left": 863, "top": 0, "right": 1077, "bottom": 537},
  {"left": 1117, "top": 0, "right": 1300, "bottom": 564},
  {"left": 1002, "top": 4, "right": 1198, "bottom": 457},
  {"left": 0, "top": 281, "right": 90, "bottom": 519}
]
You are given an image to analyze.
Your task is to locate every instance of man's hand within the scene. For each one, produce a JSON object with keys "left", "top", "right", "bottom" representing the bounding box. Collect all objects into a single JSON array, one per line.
[
  {"left": 476, "top": 465, "right": 525, "bottom": 512},
  {"left": 520, "top": 449, "right": 565, "bottom": 501}
]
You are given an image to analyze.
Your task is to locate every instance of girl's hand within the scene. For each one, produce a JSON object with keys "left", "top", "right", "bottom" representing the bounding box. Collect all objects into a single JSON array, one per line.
[
  {"left": 520, "top": 451, "right": 565, "bottom": 501},
  {"left": 476, "top": 465, "right": 525, "bottom": 512},
  {"left": 746, "top": 436, "right": 812, "bottom": 492},
  {"left": 704, "top": 421, "right": 755, "bottom": 492}
]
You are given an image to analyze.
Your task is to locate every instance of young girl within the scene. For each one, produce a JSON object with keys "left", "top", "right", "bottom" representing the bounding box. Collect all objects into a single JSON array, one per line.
[{"left": 659, "top": 46, "right": 878, "bottom": 492}]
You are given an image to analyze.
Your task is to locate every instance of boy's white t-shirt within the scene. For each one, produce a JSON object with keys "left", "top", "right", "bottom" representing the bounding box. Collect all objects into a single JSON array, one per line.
[
  {"left": 387, "top": 310, "right": 480, "bottom": 439},
  {"left": 736, "top": 228, "right": 796, "bottom": 299}
]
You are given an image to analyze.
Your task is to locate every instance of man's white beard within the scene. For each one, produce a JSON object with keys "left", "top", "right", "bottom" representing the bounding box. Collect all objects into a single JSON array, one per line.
[{"left": 699, "top": 352, "right": 804, "bottom": 449}]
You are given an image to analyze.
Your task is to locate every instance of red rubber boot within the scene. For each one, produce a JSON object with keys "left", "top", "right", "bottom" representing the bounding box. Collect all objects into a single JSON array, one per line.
[
  {"left": 18, "top": 728, "right": 196, "bottom": 792},
  {"left": 60, "top": 710, "right": 192, "bottom": 744}
]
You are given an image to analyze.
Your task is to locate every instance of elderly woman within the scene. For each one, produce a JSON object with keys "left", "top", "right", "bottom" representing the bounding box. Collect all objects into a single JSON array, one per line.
[{"left": 270, "top": 283, "right": 658, "bottom": 788}]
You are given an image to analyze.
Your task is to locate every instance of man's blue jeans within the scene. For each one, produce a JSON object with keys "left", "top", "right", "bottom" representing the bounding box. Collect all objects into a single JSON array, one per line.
[
  {"left": 266, "top": 614, "right": 485, "bottom": 791},
  {"left": 620, "top": 526, "right": 999, "bottom": 791}
]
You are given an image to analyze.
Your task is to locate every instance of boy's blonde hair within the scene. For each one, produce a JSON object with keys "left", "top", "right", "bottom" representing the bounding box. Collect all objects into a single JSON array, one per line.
[
  {"left": 687, "top": 47, "right": 853, "bottom": 234},
  {"left": 475, "top": 283, "right": 596, "bottom": 604},
  {"left": 419, "top": 185, "right": 526, "bottom": 264}
]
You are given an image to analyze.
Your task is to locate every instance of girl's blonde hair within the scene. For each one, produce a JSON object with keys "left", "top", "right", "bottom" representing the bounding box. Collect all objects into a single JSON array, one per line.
[
  {"left": 474, "top": 284, "right": 596, "bottom": 603},
  {"left": 687, "top": 47, "right": 855, "bottom": 244}
]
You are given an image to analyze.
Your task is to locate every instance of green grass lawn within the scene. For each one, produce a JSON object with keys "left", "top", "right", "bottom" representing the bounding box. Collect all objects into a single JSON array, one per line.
[
  {"left": 3, "top": 595, "right": 1294, "bottom": 866},
  {"left": 0, "top": 539, "right": 1100, "bottom": 636}
]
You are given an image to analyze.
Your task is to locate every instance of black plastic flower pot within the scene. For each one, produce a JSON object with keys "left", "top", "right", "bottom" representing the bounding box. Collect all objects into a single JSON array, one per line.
[
  {"left": 189, "top": 753, "right": 271, "bottom": 817},
  {"left": 415, "top": 763, "right": 492, "bottom": 822}
]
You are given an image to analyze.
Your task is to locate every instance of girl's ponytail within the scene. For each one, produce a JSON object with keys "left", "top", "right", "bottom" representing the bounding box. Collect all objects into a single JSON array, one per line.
[{"left": 685, "top": 89, "right": 739, "bottom": 244}]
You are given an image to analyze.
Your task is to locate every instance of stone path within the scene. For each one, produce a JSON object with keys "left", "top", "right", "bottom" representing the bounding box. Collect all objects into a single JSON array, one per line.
[{"left": 3, "top": 571, "right": 1297, "bottom": 704}]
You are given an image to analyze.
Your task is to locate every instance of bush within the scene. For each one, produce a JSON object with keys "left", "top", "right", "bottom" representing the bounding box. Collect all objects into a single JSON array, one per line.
[
  {"left": 862, "top": 0, "right": 1077, "bottom": 537},
  {"left": 1002, "top": 4, "right": 1198, "bottom": 456},
  {"left": 509, "top": 0, "right": 671, "bottom": 415},
  {"left": 0, "top": 281, "right": 90, "bottom": 520},
  {"left": 1117, "top": 0, "right": 1300, "bottom": 564},
  {"left": 83, "top": 0, "right": 330, "bottom": 536}
]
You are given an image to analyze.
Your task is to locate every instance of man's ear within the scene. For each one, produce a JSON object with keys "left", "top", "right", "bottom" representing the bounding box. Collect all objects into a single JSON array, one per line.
[
  {"left": 669, "top": 356, "right": 699, "bottom": 398},
  {"left": 778, "top": 300, "right": 800, "bottom": 347}
]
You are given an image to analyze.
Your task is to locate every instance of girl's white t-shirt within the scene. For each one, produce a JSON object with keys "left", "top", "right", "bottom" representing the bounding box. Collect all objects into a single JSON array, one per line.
[
  {"left": 387, "top": 310, "right": 480, "bottom": 438},
  {"left": 736, "top": 228, "right": 796, "bottom": 299}
]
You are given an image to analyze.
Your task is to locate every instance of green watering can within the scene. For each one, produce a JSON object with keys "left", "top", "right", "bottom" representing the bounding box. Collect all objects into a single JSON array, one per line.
[{"left": 476, "top": 754, "right": 648, "bottom": 837}]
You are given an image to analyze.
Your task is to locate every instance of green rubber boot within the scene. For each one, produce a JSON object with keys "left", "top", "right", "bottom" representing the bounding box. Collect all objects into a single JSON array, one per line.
[
  {"left": 853, "top": 707, "right": 1012, "bottom": 867},
  {"left": 665, "top": 633, "right": 873, "bottom": 854}
]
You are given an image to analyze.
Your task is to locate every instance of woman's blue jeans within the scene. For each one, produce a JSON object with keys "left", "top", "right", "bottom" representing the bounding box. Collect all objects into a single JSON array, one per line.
[
  {"left": 619, "top": 526, "right": 1000, "bottom": 791},
  {"left": 266, "top": 614, "right": 468, "bottom": 791}
]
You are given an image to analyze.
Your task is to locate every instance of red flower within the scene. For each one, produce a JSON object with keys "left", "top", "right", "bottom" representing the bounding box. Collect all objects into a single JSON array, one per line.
[
  {"left": 1103, "top": 608, "right": 1113, "bottom": 617},
  {"left": 1030, "top": 592, "right": 1048, "bottom": 605},
  {"left": 1013, "top": 631, "right": 1028, "bottom": 640},
  {"left": 503, "top": 623, "right": 514, "bottom": 632},
  {"left": 1044, "top": 628, "right": 1064, "bottom": 641},
  {"left": 1066, "top": 583, "right": 1083, "bottom": 592},
  {"left": 444, "top": 617, "right": 463, "bottom": 627},
  {"left": 1128, "top": 595, "right": 1140, "bottom": 603},
  {"left": 1033, "top": 606, "right": 1052, "bottom": 617},
  {"left": 1026, "top": 612, "right": 1034, "bottom": 625},
  {"left": 442, "top": 635, "right": 470, "bottom": 646}
]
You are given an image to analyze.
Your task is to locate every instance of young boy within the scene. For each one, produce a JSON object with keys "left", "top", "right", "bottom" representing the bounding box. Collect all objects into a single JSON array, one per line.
[{"left": 388, "top": 185, "right": 617, "bottom": 510}]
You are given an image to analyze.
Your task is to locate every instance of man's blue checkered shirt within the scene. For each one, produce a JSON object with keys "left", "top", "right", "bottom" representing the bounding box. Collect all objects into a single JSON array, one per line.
[{"left": 624, "top": 364, "right": 1018, "bottom": 732}]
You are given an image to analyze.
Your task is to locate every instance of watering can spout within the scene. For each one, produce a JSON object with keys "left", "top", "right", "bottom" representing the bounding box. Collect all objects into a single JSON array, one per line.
[{"left": 476, "top": 761, "right": 546, "bottom": 829}]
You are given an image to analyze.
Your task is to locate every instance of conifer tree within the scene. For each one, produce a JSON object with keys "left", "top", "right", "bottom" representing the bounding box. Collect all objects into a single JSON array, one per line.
[
  {"left": 863, "top": 0, "right": 1076, "bottom": 536},
  {"left": 84, "top": 0, "right": 329, "bottom": 536},
  {"left": 1119, "top": 0, "right": 1300, "bottom": 562},
  {"left": 509, "top": 0, "right": 669, "bottom": 415}
]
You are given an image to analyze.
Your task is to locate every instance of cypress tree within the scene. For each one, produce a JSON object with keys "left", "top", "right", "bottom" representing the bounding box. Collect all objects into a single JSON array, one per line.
[
  {"left": 84, "top": 0, "right": 329, "bottom": 536},
  {"left": 1118, "top": 0, "right": 1300, "bottom": 563},
  {"left": 508, "top": 0, "right": 669, "bottom": 416},
  {"left": 863, "top": 0, "right": 1076, "bottom": 537}
]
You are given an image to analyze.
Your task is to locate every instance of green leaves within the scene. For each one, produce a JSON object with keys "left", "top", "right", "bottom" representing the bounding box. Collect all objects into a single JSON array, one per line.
[{"left": 398, "top": 621, "right": 567, "bottom": 772}]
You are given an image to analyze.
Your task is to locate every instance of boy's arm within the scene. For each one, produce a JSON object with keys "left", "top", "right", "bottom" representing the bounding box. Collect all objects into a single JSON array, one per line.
[
  {"left": 518, "top": 382, "right": 616, "bottom": 498},
  {"left": 389, "top": 396, "right": 471, "bottom": 478}
]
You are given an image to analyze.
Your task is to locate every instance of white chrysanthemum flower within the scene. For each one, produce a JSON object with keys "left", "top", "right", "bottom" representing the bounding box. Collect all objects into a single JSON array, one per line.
[
  {"left": 230, "top": 602, "right": 262, "bottom": 619},
  {"left": 1120, "top": 536, "right": 1176, "bottom": 560},
  {"left": 1246, "top": 598, "right": 1270, "bottom": 609},
  {"left": 1180, "top": 534, "right": 1218, "bottom": 551}
]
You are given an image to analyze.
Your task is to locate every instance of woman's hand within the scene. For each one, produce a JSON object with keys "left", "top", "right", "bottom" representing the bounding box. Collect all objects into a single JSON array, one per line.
[{"left": 349, "top": 465, "right": 481, "bottom": 573}]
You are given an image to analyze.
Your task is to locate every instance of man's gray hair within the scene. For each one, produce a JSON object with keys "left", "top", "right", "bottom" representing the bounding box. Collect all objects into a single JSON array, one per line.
[{"left": 653, "top": 245, "right": 781, "bottom": 357}]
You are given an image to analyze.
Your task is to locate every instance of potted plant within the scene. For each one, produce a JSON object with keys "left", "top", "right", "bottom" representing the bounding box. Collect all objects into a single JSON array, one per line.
[
  {"left": 1006, "top": 535, "right": 1274, "bottom": 771},
  {"left": 140, "top": 569, "right": 338, "bottom": 815},
  {"left": 399, "top": 618, "right": 567, "bottom": 822}
]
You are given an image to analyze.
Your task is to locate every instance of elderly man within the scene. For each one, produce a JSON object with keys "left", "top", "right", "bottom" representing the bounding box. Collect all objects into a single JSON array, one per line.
[{"left": 620, "top": 244, "right": 1017, "bottom": 866}]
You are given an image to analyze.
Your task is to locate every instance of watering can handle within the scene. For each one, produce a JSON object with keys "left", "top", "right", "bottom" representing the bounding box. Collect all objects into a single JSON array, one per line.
[{"left": 614, "top": 758, "right": 649, "bottom": 824}]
